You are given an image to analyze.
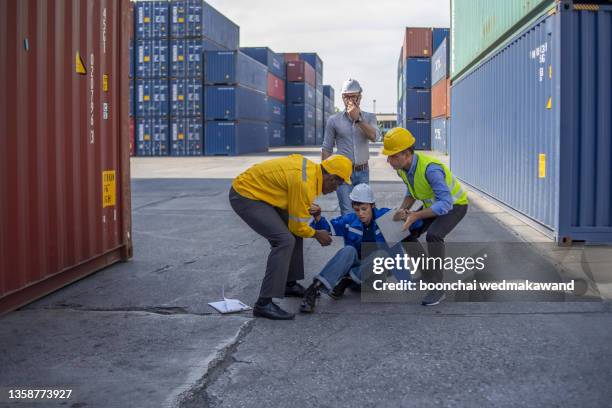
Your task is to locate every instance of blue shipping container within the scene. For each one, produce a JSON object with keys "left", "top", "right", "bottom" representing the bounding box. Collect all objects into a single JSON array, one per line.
[
  {"left": 404, "top": 58, "right": 431, "bottom": 88},
  {"left": 205, "top": 120, "right": 269, "bottom": 155},
  {"left": 405, "top": 120, "right": 431, "bottom": 150},
  {"left": 135, "top": 40, "right": 169, "bottom": 78},
  {"left": 170, "top": 39, "right": 203, "bottom": 77},
  {"left": 170, "top": 78, "right": 203, "bottom": 117},
  {"left": 432, "top": 27, "right": 449, "bottom": 53},
  {"left": 129, "top": 39, "right": 134, "bottom": 78},
  {"left": 404, "top": 89, "right": 431, "bottom": 119},
  {"left": 286, "top": 124, "right": 316, "bottom": 146},
  {"left": 135, "top": 1, "right": 169, "bottom": 39},
  {"left": 240, "top": 47, "right": 285, "bottom": 80},
  {"left": 286, "top": 82, "right": 315, "bottom": 106},
  {"left": 136, "top": 117, "right": 170, "bottom": 156},
  {"left": 129, "top": 80, "right": 134, "bottom": 117},
  {"left": 299, "top": 53, "right": 323, "bottom": 76},
  {"left": 170, "top": 1, "right": 239, "bottom": 49},
  {"left": 316, "top": 108, "right": 324, "bottom": 145},
  {"left": 268, "top": 122, "right": 286, "bottom": 147},
  {"left": 205, "top": 86, "right": 268, "bottom": 121},
  {"left": 431, "top": 117, "right": 447, "bottom": 155},
  {"left": 316, "top": 89, "right": 324, "bottom": 109},
  {"left": 205, "top": 51, "right": 268, "bottom": 93},
  {"left": 268, "top": 98, "right": 286, "bottom": 124},
  {"left": 431, "top": 38, "right": 449, "bottom": 86},
  {"left": 135, "top": 79, "right": 170, "bottom": 117},
  {"left": 323, "top": 85, "right": 334, "bottom": 101},
  {"left": 450, "top": 5, "right": 612, "bottom": 243},
  {"left": 170, "top": 117, "right": 203, "bottom": 156},
  {"left": 286, "top": 104, "right": 316, "bottom": 127}
]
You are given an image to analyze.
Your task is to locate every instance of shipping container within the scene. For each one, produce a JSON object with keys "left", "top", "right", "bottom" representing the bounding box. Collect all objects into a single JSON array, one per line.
[
  {"left": 316, "top": 108, "right": 324, "bottom": 145},
  {"left": 136, "top": 117, "right": 170, "bottom": 156},
  {"left": 170, "top": 38, "right": 203, "bottom": 77},
  {"left": 431, "top": 79, "right": 449, "bottom": 118},
  {"left": 405, "top": 120, "right": 431, "bottom": 150},
  {"left": 135, "top": 39, "right": 169, "bottom": 78},
  {"left": 402, "top": 27, "right": 432, "bottom": 59},
  {"left": 129, "top": 80, "right": 134, "bottom": 117},
  {"left": 323, "top": 85, "right": 335, "bottom": 102},
  {"left": 403, "top": 88, "right": 431, "bottom": 119},
  {"left": 267, "top": 73, "right": 285, "bottom": 102},
  {"left": 431, "top": 117, "right": 448, "bottom": 155},
  {"left": 316, "top": 89, "right": 324, "bottom": 110},
  {"left": 204, "top": 51, "right": 268, "bottom": 93},
  {"left": 205, "top": 120, "right": 269, "bottom": 155},
  {"left": 170, "top": 0, "right": 239, "bottom": 50},
  {"left": 135, "top": 79, "right": 170, "bottom": 117},
  {"left": 286, "top": 104, "right": 316, "bottom": 127},
  {"left": 323, "top": 96, "right": 333, "bottom": 113},
  {"left": 135, "top": 0, "right": 169, "bottom": 39},
  {"left": 205, "top": 85, "right": 269, "bottom": 121},
  {"left": 268, "top": 122, "right": 286, "bottom": 147},
  {"left": 286, "top": 124, "right": 316, "bottom": 146},
  {"left": 432, "top": 27, "right": 450, "bottom": 52},
  {"left": 404, "top": 58, "right": 431, "bottom": 88},
  {"left": 431, "top": 38, "right": 449, "bottom": 86},
  {"left": 299, "top": 53, "right": 323, "bottom": 76},
  {"left": 450, "top": 4, "right": 612, "bottom": 243},
  {"left": 129, "top": 39, "right": 135, "bottom": 78},
  {"left": 286, "top": 82, "right": 316, "bottom": 106},
  {"left": 170, "top": 117, "right": 203, "bottom": 156},
  {"left": 170, "top": 78, "right": 203, "bottom": 117},
  {"left": 130, "top": 118, "right": 135, "bottom": 156},
  {"left": 283, "top": 52, "right": 301, "bottom": 62},
  {"left": 450, "top": 0, "right": 553, "bottom": 79},
  {"left": 286, "top": 61, "right": 316, "bottom": 86},
  {"left": 268, "top": 97, "right": 286, "bottom": 124},
  {"left": 240, "top": 47, "right": 285, "bottom": 79}
]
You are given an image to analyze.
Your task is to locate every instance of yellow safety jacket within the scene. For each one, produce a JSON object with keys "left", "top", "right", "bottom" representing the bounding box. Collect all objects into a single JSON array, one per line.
[{"left": 232, "top": 154, "right": 322, "bottom": 238}]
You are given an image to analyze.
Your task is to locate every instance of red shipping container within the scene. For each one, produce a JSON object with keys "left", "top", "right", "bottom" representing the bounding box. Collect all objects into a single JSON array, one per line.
[
  {"left": 403, "top": 27, "right": 432, "bottom": 59},
  {"left": 283, "top": 52, "right": 300, "bottom": 62},
  {"left": 431, "top": 78, "right": 449, "bottom": 118},
  {"left": 267, "top": 73, "right": 285, "bottom": 102},
  {"left": 286, "top": 61, "right": 316, "bottom": 87},
  {"left": 0, "top": 0, "right": 133, "bottom": 315}
]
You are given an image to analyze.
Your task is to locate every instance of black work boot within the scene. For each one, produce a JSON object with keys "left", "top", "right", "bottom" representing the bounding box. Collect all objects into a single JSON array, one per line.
[
  {"left": 284, "top": 281, "right": 306, "bottom": 297},
  {"left": 300, "top": 281, "right": 321, "bottom": 313},
  {"left": 329, "top": 276, "right": 353, "bottom": 300}
]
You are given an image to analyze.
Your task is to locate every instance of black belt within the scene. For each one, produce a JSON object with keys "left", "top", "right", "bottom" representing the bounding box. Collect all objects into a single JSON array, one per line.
[{"left": 354, "top": 162, "right": 368, "bottom": 172}]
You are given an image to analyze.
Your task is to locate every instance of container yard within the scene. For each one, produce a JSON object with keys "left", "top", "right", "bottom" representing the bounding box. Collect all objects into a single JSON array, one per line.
[{"left": 1, "top": 1, "right": 611, "bottom": 407}]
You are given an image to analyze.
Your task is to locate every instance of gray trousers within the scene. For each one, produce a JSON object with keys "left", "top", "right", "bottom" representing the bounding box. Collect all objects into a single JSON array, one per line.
[{"left": 229, "top": 187, "right": 304, "bottom": 298}]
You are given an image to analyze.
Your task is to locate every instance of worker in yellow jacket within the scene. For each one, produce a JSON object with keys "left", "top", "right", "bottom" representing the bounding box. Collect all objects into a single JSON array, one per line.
[{"left": 229, "top": 154, "right": 353, "bottom": 320}]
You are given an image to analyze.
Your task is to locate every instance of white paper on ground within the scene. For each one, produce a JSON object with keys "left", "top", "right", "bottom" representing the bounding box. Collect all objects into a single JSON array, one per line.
[
  {"left": 208, "top": 286, "right": 252, "bottom": 314},
  {"left": 376, "top": 208, "right": 412, "bottom": 245}
]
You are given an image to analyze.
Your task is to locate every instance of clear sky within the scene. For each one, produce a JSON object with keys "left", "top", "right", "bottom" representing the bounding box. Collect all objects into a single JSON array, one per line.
[{"left": 206, "top": 0, "right": 451, "bottom": 114}]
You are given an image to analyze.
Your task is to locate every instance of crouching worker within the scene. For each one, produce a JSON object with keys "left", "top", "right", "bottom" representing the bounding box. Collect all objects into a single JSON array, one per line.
[
  {"left": 300, "top": 183, "right": 422, "bottom": 313},
  {"left": 230, "top": 154, "right": 353, "bottom": 320}
]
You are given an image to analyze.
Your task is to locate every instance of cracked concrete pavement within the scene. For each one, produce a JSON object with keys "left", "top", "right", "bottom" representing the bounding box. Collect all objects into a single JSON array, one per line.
[{"left": 1, "top": 146, "right": 611, "bottom": 407}]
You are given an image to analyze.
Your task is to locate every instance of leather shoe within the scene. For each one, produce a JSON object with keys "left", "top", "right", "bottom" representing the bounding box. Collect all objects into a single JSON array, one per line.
[
  {"left": 284, "top": 282, "right": 306, "bottom": 297},
  {"left": 253, "top": 302, "right": 295, "bottom": 320}
]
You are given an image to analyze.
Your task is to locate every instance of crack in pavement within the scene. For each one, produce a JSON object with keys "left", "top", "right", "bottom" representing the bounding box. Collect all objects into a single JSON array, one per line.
[{"left": 41, "top": 304, "right": 254, "bottom": 318}]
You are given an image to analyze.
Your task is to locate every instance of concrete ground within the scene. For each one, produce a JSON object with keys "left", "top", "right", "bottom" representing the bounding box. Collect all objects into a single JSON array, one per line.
[{"left": 1, "top": 145, "right": 611, "bottom": 407}]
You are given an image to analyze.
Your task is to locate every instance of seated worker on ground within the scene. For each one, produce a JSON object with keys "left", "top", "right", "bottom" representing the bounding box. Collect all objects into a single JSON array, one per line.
[{"left": 300, "top": 183, "right": 422, "bottom": 313}]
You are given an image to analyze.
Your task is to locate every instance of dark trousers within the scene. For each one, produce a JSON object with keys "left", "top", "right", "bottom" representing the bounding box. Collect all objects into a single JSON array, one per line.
[
  {"left": 229, "top": 187, "right": 304, "bottom": 298},
  {"left": 402, "top": 204, "right": 468, "bottom": 284}
]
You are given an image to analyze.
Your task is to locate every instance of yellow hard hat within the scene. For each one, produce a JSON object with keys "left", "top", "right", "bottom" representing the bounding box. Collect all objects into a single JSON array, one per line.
[
  {"left": 381, "top": 127, "right": 415, "bottom": 156},
  {"left": 321, "top": 155, "right": 352, "bottom": 184}
]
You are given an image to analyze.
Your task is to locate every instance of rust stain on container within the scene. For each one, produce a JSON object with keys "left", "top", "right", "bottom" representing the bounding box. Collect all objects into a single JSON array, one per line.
[
  {"left": 0, "top": 0, "right": 133, "bottom": 315},
  {"left": 403, "top": 27, "right": 432, "bottom": 59}
]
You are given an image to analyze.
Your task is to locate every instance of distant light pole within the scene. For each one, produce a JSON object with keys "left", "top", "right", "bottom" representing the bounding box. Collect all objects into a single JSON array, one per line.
[{"left": 373, "top": 99, "right": 376, "bottom": 114}]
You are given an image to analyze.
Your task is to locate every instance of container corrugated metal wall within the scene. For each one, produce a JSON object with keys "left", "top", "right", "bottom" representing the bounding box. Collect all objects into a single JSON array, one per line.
[
  {"left": 268, "top": 98, "right": 285, "bottom": 124},
  {"left": 403, "top": 27, "right": 432, "bottom": 58},
  {"left": 432, "top": 27, "right": 450, "bottom": 52},
  {"left": 431, "top": 79, "right": 449, "bottom": 118},
  {"left": 135, "top": 1, "right": 169, "bottom": 39},
  {"left": 431, "top": 117, "right": 448, "bottom": 155},
  {"left": 170, "top": 117, "right": 203, "bottom": 156},
  {"left": 404, "top": 89, "right": 431, "bottom": 119},
  {"left": 135, "top": 39, "right": 169, "bottom": 78},
  {"left": 268, "top": 122, "right": 286, "bottom": 147},
  {"left": 286, "top": 61, "right": 316, "bottom": 86},
  {"left": 204, "top": 86, "right": 269, "bottom": 121},
  {"left": 323, "top": 85, "right": 335, "bottom": 102},
  {"left": 286, "top": 104, "right": 316, "bottom": 127},
  {"left": 267, "top": 73, "right": 285, "bottom": 102},
  {"left": 204, "top": 51, "right": 268, "bottom": 92},
  {"left": 170, "top": 78, "right": 203, "bottom": 117},
  {"left": 286, "top": 124, "right": 316, "bottom": 146},
  {"left": 450, "top": 4, "right": 612, "bottom": 243},
  {"left": 170, "top": 38, "right": 204, "bottom": 77},
  {"left": 0, "top": 0, "right": 132, "bottom": 314},
  {"left": 136, "top": 117, "right": 170, "bottom": 156},
  {"left": 405, "top": 120, "right": 431, "bottom": 150},
  {"left": 135, "top": 79, "right": 170, "bottom": 117},
  {"left": 404, "top": 58, "right": 431, "bottom": 88},
  {"left": 286, "top": 82, "right": 316, "bottom": 105},
  {"left": 170, "top": 1, "right": 239, "bottom": 49},
  {"left": 205, "top": 121, "right": 269, "bottom": 155},
  {"left": 431, "top": 38, "right": 449, "bottom": 85},
  {"left": 240, "top": 47, "right": 285, "bottom": 79}
]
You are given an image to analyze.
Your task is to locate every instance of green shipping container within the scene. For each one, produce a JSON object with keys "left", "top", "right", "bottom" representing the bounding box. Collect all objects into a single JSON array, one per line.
[{"left": 451, "top": 0, "right": 554, "bottom": 80}]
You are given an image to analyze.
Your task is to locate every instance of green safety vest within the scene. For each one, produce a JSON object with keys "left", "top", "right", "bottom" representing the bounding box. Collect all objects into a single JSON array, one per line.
[{"left": 397, "top": 153, "right": 468, "bottom": 208}]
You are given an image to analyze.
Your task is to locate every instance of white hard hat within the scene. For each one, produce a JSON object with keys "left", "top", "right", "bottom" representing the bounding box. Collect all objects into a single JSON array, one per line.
[
  {"left": 341, "top": 78, "right": 362, "bottom": 94},
  {"left": 349, "top": 183, "right": 375, "bottom": 204}
]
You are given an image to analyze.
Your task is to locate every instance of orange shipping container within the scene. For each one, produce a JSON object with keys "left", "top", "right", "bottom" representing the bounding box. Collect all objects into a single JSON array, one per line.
[
  {"left": 431, "top": 78, "right": 450, "bottom": 118},
  {"left": 403, "top": 27, "right": 432, "bottom": 59},
  {"left": 0, "top": 0, "right": 133, "bottom": 315}
]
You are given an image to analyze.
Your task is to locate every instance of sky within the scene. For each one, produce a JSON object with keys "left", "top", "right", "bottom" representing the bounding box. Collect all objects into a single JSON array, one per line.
[{"left": 206, "top": 0, "right": 451, "bottom": 114}]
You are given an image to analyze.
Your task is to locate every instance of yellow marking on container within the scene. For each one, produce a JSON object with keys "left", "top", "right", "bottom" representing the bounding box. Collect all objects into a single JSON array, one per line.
[
  {"left": 178, "top": 133, "right": 184, "bottom": 140},
  {"left": 102, "top": 170, "right": 116, "bottom": 208},
  {"left": 538, "top": 154, "right": 546, "bottom": 179},
  {"left": 546, "top": 97, "right": 552, "bottom": 109},
  {"left": 143, "top": 55, "right": 150, "bottom": 62},
  {"left": 423, "top": 49, "right": 429, "bottom": 55},
  {"left": 574, "top": 4, "right": 599, "bottom": 11},
  {"left": 103, "top": 74, "right": 109, "bottom": 92},
  {"left": 178, "top": 55, "right": 184, "bottom": 61},
  {"left": 144, "top": 17, "right": 151, "bottom": 23},
  {"left": 178, "top": 95, "right": 184, "bottom": 101},
  {"left": 144, "top": 134, "right": 151, "bottom": 141},
  {"left": 178, "top": 17, "right": 184, "bottom": 23},
  {"left": 143, "top": 95, "right": 150, "bottom": 101},
  {"left": 549, "top": 65, "right": 552, "bottom": 79},
  {"left": 75, "top": 51, "right": 86, "bottom": 74}
]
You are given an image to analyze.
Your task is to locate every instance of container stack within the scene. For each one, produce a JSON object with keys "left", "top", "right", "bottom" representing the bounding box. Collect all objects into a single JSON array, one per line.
[
  {"left": 430, "top": 37, "right": 451, "bottom": 155},
  {"left": 284, "top": 53, "right": 317, "bottom": 146},
  {"left": 204, "top": 51, "right": 269, "bottom": 155},
  {"left": 300, "top": 53, "right": 324, "bottom": 145},
  {"left": 322, "top": 85, "right": 335, "bottom": 140},
  {"left": 134, "top": 1, "right": 170, "bottom": 156},
  {"left": 241, "top": 47, "right": 286, "bottom": 147}
]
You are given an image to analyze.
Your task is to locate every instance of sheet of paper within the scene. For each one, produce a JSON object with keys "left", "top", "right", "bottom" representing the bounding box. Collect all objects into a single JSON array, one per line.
[
  {"left": 208, "top": 286, "right": 252, "bottom": 314},
  {"left": 376, "top": 208, "right": 412, "bottom": 245}
]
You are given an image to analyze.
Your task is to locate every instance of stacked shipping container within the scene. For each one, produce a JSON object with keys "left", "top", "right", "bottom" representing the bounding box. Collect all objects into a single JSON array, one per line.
[
  {"left": 300, "top": 53, "right": 325, "bottom": 145},
  {"left": 285, "top": 55, "right": 316, "bottom": 146},
  {"left": 323, "top": 85, "right": 335, "bottom": 141},
  {"left": 431, "top": 37, "right": 451, "bottom": 154}
]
